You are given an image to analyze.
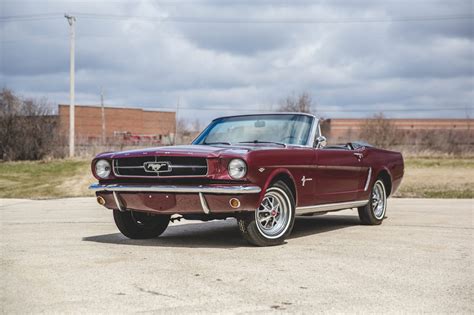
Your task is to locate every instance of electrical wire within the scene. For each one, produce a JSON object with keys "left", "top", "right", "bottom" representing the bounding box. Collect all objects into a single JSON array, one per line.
[
  {"left": 1, "top": 12, "right": 472, "bottom": 23},
  {"left": 74, "top": 13, "right": 474, "bottom": 24}
]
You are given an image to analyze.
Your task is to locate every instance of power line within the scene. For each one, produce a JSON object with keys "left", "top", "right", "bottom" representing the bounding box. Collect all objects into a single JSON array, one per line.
[
  {"left": 0, "top": 13, "right": 63, "bottom": 22},
  {"left": 0, "top": 17, "right": 63, "bottom": 22},
  {"left": 75, "top": 13, "right": 474, "bottom": 24},
  {"left": 1, "top": 13, "right": 472, "bottom": 23},
  {"left": 0, "top": 13, "right": 61, "bottom": 19}
]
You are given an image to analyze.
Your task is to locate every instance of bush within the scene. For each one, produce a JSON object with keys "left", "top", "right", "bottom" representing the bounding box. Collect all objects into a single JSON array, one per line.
[
  {"left": 359, "top": 113, "right": 397, "bottom": 148},
  {"left": 0, "top": 88, "right": 59, "bottom": 160}
]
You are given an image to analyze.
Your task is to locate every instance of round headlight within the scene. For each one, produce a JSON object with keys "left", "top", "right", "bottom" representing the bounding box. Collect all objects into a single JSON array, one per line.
[
  {"left": 95, "top": 159, "right": 111, "bottom": 179},
  {"left": 228, "top": 159, "right": 247, "bottom": 179}
]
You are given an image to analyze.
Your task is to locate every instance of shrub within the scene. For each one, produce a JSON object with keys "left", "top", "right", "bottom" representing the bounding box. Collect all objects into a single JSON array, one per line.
[
  {"left": 0, "top": 88, "right": 59, "bottom": 160},
  {"left": 359, "top": 113, "right": 397, "bottom": 148}
]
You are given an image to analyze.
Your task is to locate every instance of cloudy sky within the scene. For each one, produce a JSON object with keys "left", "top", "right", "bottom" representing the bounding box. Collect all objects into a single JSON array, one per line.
[{"left": 1, "top": 0, "right": 473, "bottom": 123}]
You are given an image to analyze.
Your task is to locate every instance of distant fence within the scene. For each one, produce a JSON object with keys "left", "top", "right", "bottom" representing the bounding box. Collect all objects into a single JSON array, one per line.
[
  {"left": 3, "top": 124, "right": 473, "bottom": 161},
  {"left": 55, "top": 132, "right": 198, "bottom": 158},
  {"left": 326, "top": 121, "right": 473, "bottom": 155},
  {"left": 67, "top": 129, "right": 473, "bottom": 158}
]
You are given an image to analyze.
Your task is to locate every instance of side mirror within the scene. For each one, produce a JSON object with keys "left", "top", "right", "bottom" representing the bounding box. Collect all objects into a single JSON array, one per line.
[{"left": 315, "top": 136, "right": 327, "bottom": 149}]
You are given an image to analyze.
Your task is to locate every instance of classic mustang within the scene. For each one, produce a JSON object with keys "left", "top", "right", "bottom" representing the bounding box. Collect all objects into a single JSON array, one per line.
[{"left": 90, "top": 113, "right": 404, "bottom": 246}]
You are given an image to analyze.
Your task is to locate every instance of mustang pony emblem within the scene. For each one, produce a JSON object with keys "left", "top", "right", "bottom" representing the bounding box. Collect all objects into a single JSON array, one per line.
[
  {"left": 301, "top": 176, "right": 312, "bottom": 187},
  {"left": 143, "top": 161, "right": 171, "bottom": 173}
]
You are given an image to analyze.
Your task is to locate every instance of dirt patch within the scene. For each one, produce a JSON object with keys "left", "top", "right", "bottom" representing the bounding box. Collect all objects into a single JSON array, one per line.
[{"left": 395, "top": 158, "right": 474, "bottom": 198}]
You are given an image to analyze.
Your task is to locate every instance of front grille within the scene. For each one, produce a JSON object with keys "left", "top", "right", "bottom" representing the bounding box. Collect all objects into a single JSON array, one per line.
[{"left": 113, "top": 156, "right": 208, "bottom": 177}]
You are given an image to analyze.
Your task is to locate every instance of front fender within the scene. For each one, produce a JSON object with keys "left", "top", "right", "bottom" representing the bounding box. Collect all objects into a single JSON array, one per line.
[{"left": 257, "top": 168, "right": 297, "bottom": 205}]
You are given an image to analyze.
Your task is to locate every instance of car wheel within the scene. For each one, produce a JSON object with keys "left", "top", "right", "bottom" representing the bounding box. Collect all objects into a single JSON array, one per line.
[
  {"left": 358, "top": 179, "right": 387, "bottom": 225},
  {"left": 113, "top": 210, "right": 170, "bottom": 239},
  {"left": 238, "top": 181, "right": 295, "bottom": 246}
]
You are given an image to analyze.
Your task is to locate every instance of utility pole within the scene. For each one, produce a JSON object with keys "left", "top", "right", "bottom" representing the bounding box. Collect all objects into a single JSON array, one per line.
[
  {"left": 100, "top": 87, "right": 106, "bottom": 145},
  {"left": 65, "top": 14, "right": 76, "bottom": 157},
  {"left": 174, "top": 97, "right": 180, "bottom": 145}
]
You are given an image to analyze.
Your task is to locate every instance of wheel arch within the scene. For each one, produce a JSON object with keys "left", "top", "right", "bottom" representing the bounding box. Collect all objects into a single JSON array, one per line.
[
  {"left": 260, "top": 169, "right": 297, "bottom": 205},
  {"left": 376, "top": 168, "right": 393, "bottom": 197}
]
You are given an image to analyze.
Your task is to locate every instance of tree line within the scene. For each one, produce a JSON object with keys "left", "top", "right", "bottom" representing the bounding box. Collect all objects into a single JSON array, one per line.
[{"left": 1, "top": 88, "right": 471, "bottom": 160}]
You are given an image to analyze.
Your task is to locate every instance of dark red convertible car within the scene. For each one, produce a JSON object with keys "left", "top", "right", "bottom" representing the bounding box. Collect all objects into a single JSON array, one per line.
[{"left": 90, "top": 113, "right": 404, "bottom": 246}]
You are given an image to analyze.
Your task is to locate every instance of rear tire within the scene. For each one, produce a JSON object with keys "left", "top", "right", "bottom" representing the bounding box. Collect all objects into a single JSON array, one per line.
[
  {"left": 113, "top": 210, "right": 170, "bottom": 239},
  {"left": 358, "top": 179, "right": 387, "bottom": 225},
  {"left": 238, "top": 181, "right": 295, "bottom": 246}
]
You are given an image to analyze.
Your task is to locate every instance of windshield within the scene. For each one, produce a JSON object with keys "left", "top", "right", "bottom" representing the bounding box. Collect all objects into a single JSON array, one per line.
[{"left": 193, "top": 114, "right": 315, "bottom": 146}]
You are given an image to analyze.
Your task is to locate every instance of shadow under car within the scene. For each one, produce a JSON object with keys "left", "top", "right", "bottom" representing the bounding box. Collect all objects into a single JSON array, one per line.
[{"left": 82, "top": 214, "right": 361, "bottom": 248}]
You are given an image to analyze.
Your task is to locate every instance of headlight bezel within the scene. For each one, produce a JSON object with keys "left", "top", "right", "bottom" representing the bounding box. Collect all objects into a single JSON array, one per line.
[
  {"left": 95, "top": 159, "right": 112, "bottom": 179},
  {"left": 227, "top": 158, "right": 247, "bottom": 180}
]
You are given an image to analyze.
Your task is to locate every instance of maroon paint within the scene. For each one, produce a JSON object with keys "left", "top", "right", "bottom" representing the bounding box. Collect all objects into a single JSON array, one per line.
[{"left": 92, "top": 143, "right": 404, "bottom": 214}]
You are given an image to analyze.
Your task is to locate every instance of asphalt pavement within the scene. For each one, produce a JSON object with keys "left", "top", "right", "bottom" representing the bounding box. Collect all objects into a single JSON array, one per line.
[{"left": 1, "top": 198, "right": 472, "bottom": 313}]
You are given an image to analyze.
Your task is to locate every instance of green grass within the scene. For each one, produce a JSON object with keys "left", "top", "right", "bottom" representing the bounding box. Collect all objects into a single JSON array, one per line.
[
  {"left": 0, "top": 157, "right": 472, "bottom": 199},
  {"left": 404, "top": 157, "right": 474, "bottom": 168},
  {"left": 0, "top": 159, "right": 93, "bottom": 199},
  {"left": 394, "top": 157, "right": 474, "bottom": 199}
]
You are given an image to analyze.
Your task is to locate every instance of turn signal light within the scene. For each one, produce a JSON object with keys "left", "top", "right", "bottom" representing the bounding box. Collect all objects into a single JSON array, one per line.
[
  {"left": 97, "top": 196, "right": 106, "bottom": 206},
  {"left": 229, "top": 198, "right": 241, "bottom": 209}
]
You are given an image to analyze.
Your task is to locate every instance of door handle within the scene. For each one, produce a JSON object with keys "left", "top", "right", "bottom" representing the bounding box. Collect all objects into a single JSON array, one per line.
[{"left": 353, "top": 152, "right": 364, "bottom": 160}]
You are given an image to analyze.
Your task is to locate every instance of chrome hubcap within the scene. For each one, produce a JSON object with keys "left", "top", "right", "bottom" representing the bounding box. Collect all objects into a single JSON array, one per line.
[
  {"left": 372, "top": 181, "right": 386, "bottom": 219},
  {"left": 255, "top": 189, "right": 290, "bottom": 239}
]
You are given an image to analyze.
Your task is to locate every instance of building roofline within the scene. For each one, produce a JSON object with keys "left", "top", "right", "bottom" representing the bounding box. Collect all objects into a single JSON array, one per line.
[{"left": 58, "top": 104, "right": 175, "bottom": 113}]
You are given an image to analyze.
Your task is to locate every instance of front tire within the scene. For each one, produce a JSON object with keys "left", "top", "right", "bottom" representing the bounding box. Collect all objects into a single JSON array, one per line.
[
  {"left": 238, "top": 181, "right": 295, "bottom": 246},
  {"left": 113, "top": 210, "right": 170, "bottom": 239},
  {"left": 358, "top": 179, "right": 387, "bottom": 225}
]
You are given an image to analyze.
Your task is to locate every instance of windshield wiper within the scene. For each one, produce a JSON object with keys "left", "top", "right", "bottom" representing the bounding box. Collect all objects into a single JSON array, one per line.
[
  {"left": 203, "top": 141, "right": 232, "bottom": 145},
  {"left": 238, "top": 140, "right": 287, "bottom": 147}
]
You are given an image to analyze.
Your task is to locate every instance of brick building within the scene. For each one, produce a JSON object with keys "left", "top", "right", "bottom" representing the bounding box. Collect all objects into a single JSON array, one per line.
[
  {"left": 325, "top": 118, "right": 472, "bottom": 143},
  {"left": 58, "top": 105, "right": 176, "bottom": 144}
]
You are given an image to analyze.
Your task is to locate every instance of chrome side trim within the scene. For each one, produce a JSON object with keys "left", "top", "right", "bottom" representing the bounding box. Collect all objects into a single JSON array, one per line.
[
  {"left": 317, "top": 165, "right": 363, "bottom": 171},
  {"left": 199, "top": 192, "right": 210, "bottom": 214},
  {"left": 90, "top": 183, "right": 261, "bottom": 194},
  {"left": 296, "top": 200, "right": 368, "bottom": 215},
  {"left": 112, "top": 191, "right": 126, "bottom": 212},
  {"left": 364, "top": 167, "right": 372, "bottom": 191}
]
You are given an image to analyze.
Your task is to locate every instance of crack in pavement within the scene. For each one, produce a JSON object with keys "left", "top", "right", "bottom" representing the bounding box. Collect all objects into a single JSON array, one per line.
[{"left": 135, "top": 285, "right": 181, "bottom": 300}]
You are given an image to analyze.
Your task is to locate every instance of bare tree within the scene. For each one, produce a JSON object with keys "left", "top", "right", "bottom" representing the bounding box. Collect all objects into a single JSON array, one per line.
[
  {"left": 0, "top": 88, "right": 58, "bottom": 160},
  {"left": 191, "top": 118, "right": 203, "bottom": 133},
  {"left": 278, "top": 92, "right": 314, "bottom": 113},
  {"left": 174, "top": 118, "right": 192, "bottom": 144},
  {"left": 359, "top": 113, "right": 397, "bottom": 148}
]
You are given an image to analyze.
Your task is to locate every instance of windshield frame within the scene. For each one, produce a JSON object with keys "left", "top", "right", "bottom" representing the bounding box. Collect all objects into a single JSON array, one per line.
[{"left": 192, "top": 113, "right": 320, "bottom": 147}]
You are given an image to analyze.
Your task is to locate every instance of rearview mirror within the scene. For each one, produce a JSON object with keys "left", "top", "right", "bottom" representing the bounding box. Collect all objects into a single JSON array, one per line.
[
  {"left": 254, "top": 120, "right": 266, "bottom": 128},
  {"left": 315, "top": 136, "right": 327, "bottom": 149}
]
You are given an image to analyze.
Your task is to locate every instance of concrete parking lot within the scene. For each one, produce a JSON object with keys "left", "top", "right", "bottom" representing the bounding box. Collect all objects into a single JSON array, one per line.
[{"left": 1, "top": 198, "right": 472, "bottom": 313}]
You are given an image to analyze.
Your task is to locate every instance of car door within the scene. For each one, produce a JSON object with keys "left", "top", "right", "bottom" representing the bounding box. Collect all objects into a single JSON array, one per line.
[
  {"left": 314, "top": 147, "right": 365, "bottom": 204},
  {"left": 354, "top": 146, "right": 375, "bottom": 201}
]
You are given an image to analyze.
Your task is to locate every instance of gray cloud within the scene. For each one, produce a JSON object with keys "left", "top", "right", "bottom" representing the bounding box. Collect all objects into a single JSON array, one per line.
[{"left": 1, "top": 0, "right": 472, "bottom": 124}]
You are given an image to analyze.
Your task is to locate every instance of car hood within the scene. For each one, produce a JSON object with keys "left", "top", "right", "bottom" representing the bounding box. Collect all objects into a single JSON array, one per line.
[{"left": 95, "top": 144, "right": 282, "bottom": 159}]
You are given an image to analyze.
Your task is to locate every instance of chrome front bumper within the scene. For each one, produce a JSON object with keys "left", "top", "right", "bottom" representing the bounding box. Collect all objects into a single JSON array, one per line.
[
  {"left": 89, "top": 183, "right": 261, "bottom": 194},
  {"left": 89, "top": 183, "right": 262, "bottom": 214}
]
